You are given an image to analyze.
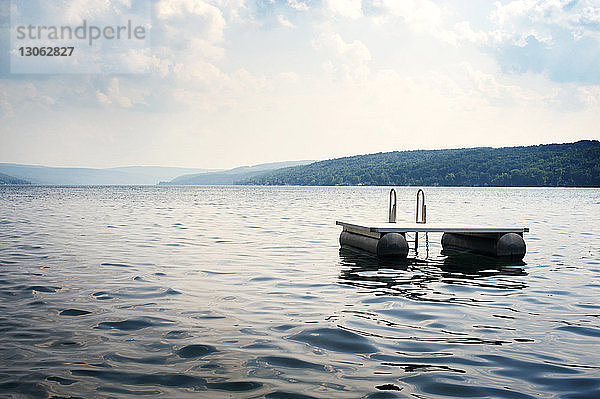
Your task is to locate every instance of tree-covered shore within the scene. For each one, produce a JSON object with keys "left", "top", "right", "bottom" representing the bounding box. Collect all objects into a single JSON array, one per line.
[
  {"left": 243, "top": 141, "right": 600, "bottom": 187},
  {"left": 0, "top": 172, "right": 30, "bottom": 185}
]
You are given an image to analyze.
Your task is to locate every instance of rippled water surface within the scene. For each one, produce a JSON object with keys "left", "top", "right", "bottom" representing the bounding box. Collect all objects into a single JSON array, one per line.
[{"left": 1, "top": 186, "right": 599, "bottom": 398}]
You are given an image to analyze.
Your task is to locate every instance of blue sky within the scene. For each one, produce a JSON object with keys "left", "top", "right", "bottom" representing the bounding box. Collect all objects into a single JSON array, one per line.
[{"left": 1, "top": 0, "right": 599, "bottom": 168}]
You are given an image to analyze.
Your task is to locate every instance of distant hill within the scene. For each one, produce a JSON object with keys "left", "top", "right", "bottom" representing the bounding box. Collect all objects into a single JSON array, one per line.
[
  {"left": 105, "top": 166, "right": 220, "bottom": 184},
  {"left": 0, "top": 164, "right": 213, "bottom": 185},
  {"left": 161, "top": 160, "right": 315, "bottom": 185},
  {"left": 243, "top": 141, "right": 600, "bottom": 187},
  {"left": 0, "top": 172, "right": 30, "bottom": 185}
]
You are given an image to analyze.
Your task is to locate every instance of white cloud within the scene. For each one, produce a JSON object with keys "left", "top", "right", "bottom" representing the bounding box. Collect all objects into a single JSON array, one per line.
[
  {"left": 2, "top": 0, "right": 599, "bottom": 168},
  {"left": 172, "top": 60, "right": 226, "bottom": 85},
  {"left": 325, "top": 0, "right": 363, "bottom": 19},
  {"left": 313, "top": 30, "right": 372, "bottom": 83},
  {"left": 577, "top": 85, "right": 600, "bottom": 107},
  {"left": 490, "top": 0, "right": 600, "bottom": 45},
  {"left": 0, "top": 80, "right": 61, "bottom": 120},
  {"left": 95, "top": 77, "right": 149, "bottom": 108},
  {"left": 287, "top": 0, "right": 309, "bottom": 11},
  {"left": 187, "top": 37, "right": 226, "bottom": 60},
  {"left": 452, "top": 62, "right": 544, "bottom": 106},
  {"left": 0, "top": 86, "right": 14, "bottom": 118},
  {"left": 167, "top": 66, "right": 266, "bottom": 111},
  {"left": 22, "top": 83, "right": 56, "bottom": 106},
  {"left": 11, "top": 0, "right": 141, "bottom": 27},
  {"left": 452, "top": 21, "right": 490, "bottom": 45},
  {"left": 156, "top": 0, "right": 226, "bottom": 43},
  {"left": 490, "top": 0, "right": 533, "bottom": 26},
  {"left": 150, "top": 55, "right": 173, "bottom": 78},
  {"left": 62, "top": 0, "right": 134, "bottom": 22},
  {"left": 148, "top": 0, "right": 236, "bottom": 107},
  {"left": 370, "top": 0, "right": 443, "bottom": 32},
  {"left": 277, "top": 14, "right": 295, "bottom": 28},
  {"left": 313, "top": 30, "right": 371, "bottom": 63}
]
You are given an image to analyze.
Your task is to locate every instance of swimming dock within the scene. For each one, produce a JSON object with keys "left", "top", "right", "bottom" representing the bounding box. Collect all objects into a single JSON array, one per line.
[{"left": 337, "top": 190, "right": 529, "bottom": 260}]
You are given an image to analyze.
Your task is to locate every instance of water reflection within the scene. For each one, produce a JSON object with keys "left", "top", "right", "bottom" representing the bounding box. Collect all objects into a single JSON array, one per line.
[{"left": 338, "top": 248, "right": 528, "bottom": 300}]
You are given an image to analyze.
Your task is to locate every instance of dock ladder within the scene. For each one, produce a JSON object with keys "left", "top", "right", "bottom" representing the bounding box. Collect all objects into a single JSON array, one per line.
[
  {"left": 413, "top": 189, "right": 429, "bottom": 258},
  {"left": 387, "top": 189, "right": 429, "bottom": 258}
]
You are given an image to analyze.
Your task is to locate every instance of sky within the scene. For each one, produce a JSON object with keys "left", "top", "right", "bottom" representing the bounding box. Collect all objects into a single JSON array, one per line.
[{"left": 1, "top": 0, "right": 599, "bottom": 169}]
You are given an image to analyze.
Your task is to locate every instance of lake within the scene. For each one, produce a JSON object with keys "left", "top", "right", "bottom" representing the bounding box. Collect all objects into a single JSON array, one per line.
[{"left": 1, "top": 186, "right": 599, "bottom": 398}]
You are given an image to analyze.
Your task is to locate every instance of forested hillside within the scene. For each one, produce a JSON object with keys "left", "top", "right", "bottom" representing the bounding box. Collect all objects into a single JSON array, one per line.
[
  {"left": 160, "top": 160, "right": 313, "bottom": 185},
  {"left": 243, "top": 141, "right": 600, "bottom": 187},
  {"left": 0, "top": 172, "right": 30, "bottom": 185}
]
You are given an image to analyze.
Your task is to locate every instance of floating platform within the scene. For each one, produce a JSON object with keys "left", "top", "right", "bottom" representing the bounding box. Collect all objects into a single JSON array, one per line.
[{"left": 337, "top": 221, "right": 529, "bottom": 260}]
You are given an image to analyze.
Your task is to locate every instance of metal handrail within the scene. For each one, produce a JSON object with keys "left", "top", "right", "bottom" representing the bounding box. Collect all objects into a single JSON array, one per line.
[
  {"left": 389, "top": 189, "right": 397, "bottom": 223},
  {"left": 415, "top": 189, "right": 427, "bottom": 256},
  {"left": 416, "top": 189, "right": 426, "bottom": 224}
]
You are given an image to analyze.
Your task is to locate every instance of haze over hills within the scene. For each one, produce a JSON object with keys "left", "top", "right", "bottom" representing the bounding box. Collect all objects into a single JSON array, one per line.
[
  {"left": 243, "top": 141, "right": 600, "bottom": 187},
  {"left": 160, "top": 160, "right": 315, "bottom": 185},
  {"left": 0, "top": 164, "right": 213, "bottom": 185},
  {"left": 0, "top": 172, "right": 30, "bottom": 185},
  {"left": 106, "top": 166, "right": 221, "bottom": 182},
  {"left": 0, "top": 161, "right": 315, "bottom": 185},
  {"left": 3, "top": 141, "right": 599, "bottom": 187}
]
